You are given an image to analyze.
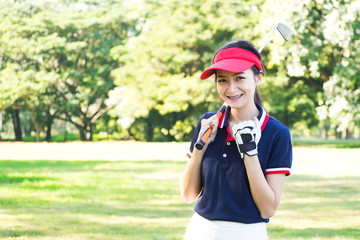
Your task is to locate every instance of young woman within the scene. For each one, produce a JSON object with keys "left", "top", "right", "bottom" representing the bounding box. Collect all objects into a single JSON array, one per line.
[{"left": 180, "top": 40, "right": 292, "bottom": 240}]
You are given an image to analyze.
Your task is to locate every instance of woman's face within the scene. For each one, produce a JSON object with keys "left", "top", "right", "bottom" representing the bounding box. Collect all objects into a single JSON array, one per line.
[{"left": 216, "top": 68, "right": 261, "bottom": 110}]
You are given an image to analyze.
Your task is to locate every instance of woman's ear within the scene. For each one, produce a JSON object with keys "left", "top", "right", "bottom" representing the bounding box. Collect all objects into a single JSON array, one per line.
[{"left": 255, "top": 73, "right": 262, "bottom": 87}]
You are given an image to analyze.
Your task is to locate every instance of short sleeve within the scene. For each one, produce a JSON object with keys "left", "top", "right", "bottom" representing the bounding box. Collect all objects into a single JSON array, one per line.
[
  {"left": 265, "top": 128, "right": 293, "bottom": 176},
  {"left": 187, "top": 118, "right": 202, "bottom": 159}
]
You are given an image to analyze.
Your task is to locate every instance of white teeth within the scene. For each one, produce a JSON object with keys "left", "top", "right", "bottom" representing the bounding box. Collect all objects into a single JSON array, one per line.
[{"left": 228, "top": 94, "right": 243, "bottom": 99}]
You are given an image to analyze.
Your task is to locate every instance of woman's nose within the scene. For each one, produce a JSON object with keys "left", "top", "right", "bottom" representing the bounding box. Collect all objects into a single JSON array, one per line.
[{"left": 228, "top": 81, "right": 237, "bottom": 92}]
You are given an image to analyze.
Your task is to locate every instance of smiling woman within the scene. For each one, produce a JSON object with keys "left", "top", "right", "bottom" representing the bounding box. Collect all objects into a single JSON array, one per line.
[
  {"left": 180, "top": 40, "right": 292, "bottom": 240},
  {"left": 209, "top": 42, "right": 264, "bottom": 108}
]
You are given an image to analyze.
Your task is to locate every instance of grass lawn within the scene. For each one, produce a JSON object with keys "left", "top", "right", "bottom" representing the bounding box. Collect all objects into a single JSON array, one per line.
[{"left": 0, "top": 142, "right": 359, "bottom": 239}]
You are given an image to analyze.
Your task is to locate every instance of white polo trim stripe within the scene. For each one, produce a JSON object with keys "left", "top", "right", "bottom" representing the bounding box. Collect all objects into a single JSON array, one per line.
[{"left": 266, "top": 167, "right": 291, "bottom": 175}]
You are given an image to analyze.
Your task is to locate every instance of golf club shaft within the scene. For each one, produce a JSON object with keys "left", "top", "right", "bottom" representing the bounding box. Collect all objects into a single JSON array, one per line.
[
  {"left": 258, "top": 23, "right": 279, "bottom": 53},
  {"left": 195, "top": 103, "right": 227, "bottom": 150}
]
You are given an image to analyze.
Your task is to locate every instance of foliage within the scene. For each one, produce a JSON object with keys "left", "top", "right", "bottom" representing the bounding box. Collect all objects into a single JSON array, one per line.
[
  {"left": 261, "top": 0, "right": 360, "bottom": 138},
  {"left": 0, "top": 0, "right": 359, "bottom": 141},
  {"left": 110, "top": 0, "right": 263, "bottom": 141},
  {"left": 0, "top": 0, "right": 138, "bottom": 141}
]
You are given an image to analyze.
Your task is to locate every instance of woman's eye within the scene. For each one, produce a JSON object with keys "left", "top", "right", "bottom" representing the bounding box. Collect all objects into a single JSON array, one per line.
[
  {"left": 218, "top": 79, "right": 226, "bottom": 83},
  {"left": 236, "top": 76, "right": 244, "bottom": 80}
]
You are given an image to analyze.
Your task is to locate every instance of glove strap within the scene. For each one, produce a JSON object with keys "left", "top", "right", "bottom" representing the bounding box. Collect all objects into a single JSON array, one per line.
[
  {"left": 239, "top": 142, "right": 256, "bottom": 153},
  {"left": 238, "top": 133, "right": 257, "bottom": 157}
]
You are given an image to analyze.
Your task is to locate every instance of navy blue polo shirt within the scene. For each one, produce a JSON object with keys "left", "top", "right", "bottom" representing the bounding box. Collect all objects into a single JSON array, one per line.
[{"left": 187, "top": 104, "right": 292, "bottom": 223}]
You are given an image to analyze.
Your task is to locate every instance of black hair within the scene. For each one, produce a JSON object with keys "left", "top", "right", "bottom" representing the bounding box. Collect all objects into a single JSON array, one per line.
[{"left": 214, "top": 40, "right": 264, "bottom": 106}]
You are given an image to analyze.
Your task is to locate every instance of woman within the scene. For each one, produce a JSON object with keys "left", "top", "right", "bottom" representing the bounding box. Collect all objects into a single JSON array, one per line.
[{"left": 180, "top": 40, "right": 292, "bottom": 240}]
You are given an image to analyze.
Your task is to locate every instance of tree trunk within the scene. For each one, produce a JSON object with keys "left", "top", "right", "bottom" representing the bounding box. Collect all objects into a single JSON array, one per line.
[
  {"left": 45, "top": 116, "right": 53, "bottom": 142},
  {"left": 29, "top": 108, "right": 41, "bottom": 142},
  {"left": 11, "top": 109, "right": 22, "bottom": 141},
  {"left": 78, "top": 123, "right": 93, "bottom": 141},
  {"left": 145, "top": 118, "right": 153, "bottom": 142},
  {"left": 88, "top": 124, "right": 93, "bottom": 141},
  {"left": 79, "top": 126, "right": 87, "bottom": 141},
  {"left": 346, "top": 129, "right": 352, "bottom": 139}
]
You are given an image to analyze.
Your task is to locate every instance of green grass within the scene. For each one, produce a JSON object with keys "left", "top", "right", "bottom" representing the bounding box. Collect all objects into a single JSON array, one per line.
[
  {"left": 16, "top": 133, "right": 80, "bottom": 142},
  {"left": 5, "top": 134, "right": 360, "bottom": 149},
  {"left": 0, "top": 160, "right": 193, "bottom": 240},
  {"left": 292, "top": 138, "right": 360, "bottom": 148},
  {"left": 0, "top": 147, "right": 360, "bottom": 239}
]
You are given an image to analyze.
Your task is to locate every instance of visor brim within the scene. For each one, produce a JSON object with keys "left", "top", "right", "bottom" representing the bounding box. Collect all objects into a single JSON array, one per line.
[{"left": 200, "top": 59, "right": 255, "bottom": 80}]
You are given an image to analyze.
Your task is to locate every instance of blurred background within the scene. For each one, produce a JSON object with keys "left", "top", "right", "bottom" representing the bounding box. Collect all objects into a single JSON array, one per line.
[
  {"left": 1, "top": 1, "right": 359, "bottom": 239},
  {"left": 0, "top": 0, "right": 359, "bottom": 143}
]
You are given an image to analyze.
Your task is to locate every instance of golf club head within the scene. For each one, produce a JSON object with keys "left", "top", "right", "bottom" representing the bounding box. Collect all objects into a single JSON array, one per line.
[{"left": 277, "top": 23, "right": 292, "bottom": 41}]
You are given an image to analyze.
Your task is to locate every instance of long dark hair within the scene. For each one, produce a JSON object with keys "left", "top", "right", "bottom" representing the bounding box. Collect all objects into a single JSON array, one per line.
[{"left": 214, "top": 40, "right": 264, "bottom": 106}]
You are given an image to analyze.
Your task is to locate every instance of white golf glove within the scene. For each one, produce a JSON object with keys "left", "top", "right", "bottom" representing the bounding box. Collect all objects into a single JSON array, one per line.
[{"left": 231, "top": 117, "right": 261, "bottom": 158}]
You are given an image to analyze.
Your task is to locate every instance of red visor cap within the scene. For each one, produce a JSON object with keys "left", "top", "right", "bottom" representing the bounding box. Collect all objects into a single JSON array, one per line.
[{"left": 200, "top": 48, "right": 262, "bottom": 80}]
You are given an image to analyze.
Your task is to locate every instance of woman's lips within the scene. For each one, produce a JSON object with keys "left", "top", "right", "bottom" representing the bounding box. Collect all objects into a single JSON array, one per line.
[{"left": 227, "top": 93, "right": 243, "bottom": 100}]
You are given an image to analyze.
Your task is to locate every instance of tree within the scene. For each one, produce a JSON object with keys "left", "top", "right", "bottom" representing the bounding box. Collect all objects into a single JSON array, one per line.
[
  {"left": 260, "top": 0, "right": 359, "bottom": 138},
  {"left": 32, "top": 1, "right": 139, "bottom": 140},
  {"left": 0, "top": 0, "right": 139, "bottom": 141},
  {"left": 110, "top": 0, "right": 263, "bottom": 141}
]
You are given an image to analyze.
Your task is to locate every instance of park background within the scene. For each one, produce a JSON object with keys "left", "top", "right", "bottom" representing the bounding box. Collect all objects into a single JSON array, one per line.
[
  {"left": 0, "top": 0, "right": 359, "bottom": 239},
  {"left": 0, "top": 0, "right": 359, "bottom": 143}
]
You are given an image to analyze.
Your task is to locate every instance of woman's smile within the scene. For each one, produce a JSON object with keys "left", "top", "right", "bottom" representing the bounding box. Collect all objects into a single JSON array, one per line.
[{"left": 228, "top": 93, "right": 244, "bottom": 100}]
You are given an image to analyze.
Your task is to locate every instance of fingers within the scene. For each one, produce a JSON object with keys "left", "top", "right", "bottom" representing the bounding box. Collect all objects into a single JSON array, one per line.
[
  {"left": 197, "top": 115, "right": 219, "bottom": 146},
  {"left": 201, "top": 115, "right": 219, "bottom": 131}
]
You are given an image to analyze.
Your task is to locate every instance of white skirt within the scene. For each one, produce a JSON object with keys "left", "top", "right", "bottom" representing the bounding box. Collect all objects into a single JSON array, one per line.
[{"left": 183, "top": 213, "right": 268, "bottom": 240}]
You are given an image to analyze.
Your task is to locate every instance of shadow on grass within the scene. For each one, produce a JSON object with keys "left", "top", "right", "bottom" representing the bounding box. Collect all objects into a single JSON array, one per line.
[
  {"left": 1, "top": 210, "right": 187, "bottom": 239},
  {"left": 0, "top": 229, "right": 46, "bottom": 238},
  {"left": 270, "top": 226, "right": 360, "bottom": 239},
  {"left": 0, "top": 197, "right": 193, "bottom": 219},
  {"left": 292, "top": 138, "right": 360, "bottom": 148},
  {"left": 268, "top": 174, "right": 360, "bottom": 239},
  {"left": 285, "top": 174, "right": 360, "bottom": 198},
  {"left": 282, "top": 174, "right": 360, "bottom": 210},
  {"left": 0, "top": 174, "right": 55, "bottom": 184}
]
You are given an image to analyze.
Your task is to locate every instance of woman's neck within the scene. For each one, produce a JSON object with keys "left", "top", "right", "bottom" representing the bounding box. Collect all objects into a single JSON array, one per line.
[{"left": 229, "top": 102, "right": 260, "bottom": 124}]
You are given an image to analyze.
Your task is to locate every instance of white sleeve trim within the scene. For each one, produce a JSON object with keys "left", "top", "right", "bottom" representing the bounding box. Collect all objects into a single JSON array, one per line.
[{"left": 266, "top": 167, "right": 291, "bottom": 175}]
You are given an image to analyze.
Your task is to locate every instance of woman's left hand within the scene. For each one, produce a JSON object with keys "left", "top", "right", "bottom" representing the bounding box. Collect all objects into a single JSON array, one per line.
[{"left": 232, "top": 117, "right": 261, "bottom": 157}]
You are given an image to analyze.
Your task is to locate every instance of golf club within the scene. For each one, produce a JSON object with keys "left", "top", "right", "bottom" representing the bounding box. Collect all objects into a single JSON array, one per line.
[
  {"left": 194, "top": 22, "right": 292, "bottom": 151},
  {"left": 258, "top": 22, "right": 292, "bottom": 53}
]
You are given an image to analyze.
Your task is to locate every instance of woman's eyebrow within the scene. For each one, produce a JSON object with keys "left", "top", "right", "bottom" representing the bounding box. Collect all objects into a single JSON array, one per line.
[
  {"left": 217, "top": 72, "right": 244, "bottom": 78},
  {"left": 217, "top": 75, "right": 228, "bottom": 78},
  {"left": 233, "top": 72, "right": 244, "bottom": 76}
]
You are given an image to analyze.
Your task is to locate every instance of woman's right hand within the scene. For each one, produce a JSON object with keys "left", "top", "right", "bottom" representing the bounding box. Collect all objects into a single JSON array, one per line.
[{"left": 197, "top": 114, "right": 219, "bottom": 150}]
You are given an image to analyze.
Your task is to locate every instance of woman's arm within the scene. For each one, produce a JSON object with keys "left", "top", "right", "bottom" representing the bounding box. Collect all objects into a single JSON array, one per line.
[
  {"left": 244, "top": 155, "right": 286, "bottom": 219},
  {"left": 180, "top": 148, "right": 205, "bottom": 203},
  {"left": 180, "top": 115, "right": 219, "bottom": 203}
]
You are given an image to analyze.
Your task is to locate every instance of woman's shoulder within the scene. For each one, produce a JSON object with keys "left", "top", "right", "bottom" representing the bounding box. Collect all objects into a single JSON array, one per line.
[{"left": 265, "top": 115, "right": 290, "bottom": 135}]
